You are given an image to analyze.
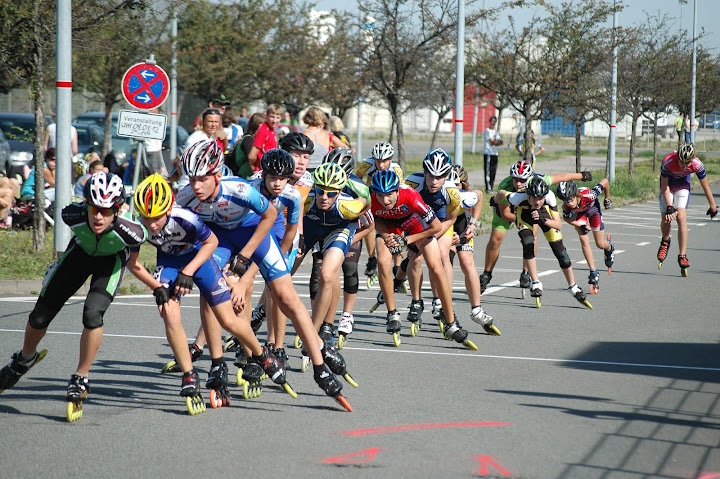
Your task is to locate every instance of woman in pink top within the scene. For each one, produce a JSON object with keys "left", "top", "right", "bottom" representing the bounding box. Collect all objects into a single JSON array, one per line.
[{"left": 302, "top": 107, "right": 346, "bottom": 171}]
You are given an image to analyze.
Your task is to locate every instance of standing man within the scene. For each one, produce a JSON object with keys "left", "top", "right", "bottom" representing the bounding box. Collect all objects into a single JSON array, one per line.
[
  {"left": 675, "top": 112, "right": 684, "bottom": 148},
  {"left": 248, "top": 104, "right": 283, "bottom": 172},
  {"left": 145, "top": 108, "right": 167, "bottom": 176},
  {"left": 483, "top": 115, "right": 503, "bottom": 193}
]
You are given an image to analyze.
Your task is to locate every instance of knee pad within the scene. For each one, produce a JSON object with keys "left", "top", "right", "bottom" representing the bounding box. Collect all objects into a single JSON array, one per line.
[
  {"left": 392, "top": 265, "right": 399, "bottom": 277},
  {"left": 400, "top": 257, "right": 409, "bottom": 274},
  {"left": 342, "top": 261, "right": 359, "bottom": 294},
  {"left": 519, "top": 230, "right": 535, "bottom": 260},
  {"left": 28, "top": 298, "right": 60, "bottom": 330},
  {"left": 550, "top": 240, "right": 572, "bottom": 269},
  {"left": 448, "top": 249, "right": 456, "bottom": 266},
  {"left": 309, "top": 255, "right": 322, "bottom": 300},
  {"left": 82, "top": 301, "right": 106, "bottom": 329}
]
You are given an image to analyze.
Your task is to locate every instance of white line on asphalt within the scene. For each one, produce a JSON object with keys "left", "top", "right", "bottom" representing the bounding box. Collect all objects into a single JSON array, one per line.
[{"left": 637, "top": 242, "right": 651, "bottom": 246}]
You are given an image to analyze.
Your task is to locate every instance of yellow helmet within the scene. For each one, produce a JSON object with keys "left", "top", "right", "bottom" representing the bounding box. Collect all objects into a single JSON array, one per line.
[
  {"left": 313, "top": 162, "right": 347, "bottom": 190},
  {"left": 134, "top": 173, "right": 174, "bottom": 218}
]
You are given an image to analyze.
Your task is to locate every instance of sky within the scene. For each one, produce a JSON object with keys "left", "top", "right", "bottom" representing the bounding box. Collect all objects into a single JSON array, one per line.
[{"left": 309, "top": 0, "right": 719, "bottom": 53}]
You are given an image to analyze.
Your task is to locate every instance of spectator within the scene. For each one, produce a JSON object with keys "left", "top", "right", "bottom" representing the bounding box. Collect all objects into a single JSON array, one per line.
[
  {"left": 227, "top": 112, "right": 264, "bottom": 178},
  {"left": 122, "top": 149, "right": 138, "bottom": 186},
  {"left": 21, "top": 148, "right": 57, "bottom": 202},
  {"left": 222, "top": 108, "right": 243, "bottom": 152},
  {"left": 302, "top": 107, "right": 346, "bottom": 171},
  {"left": 248, "top": 104, "right": 283, "bottom": 171},
  {"left": 483, "top": 115, "right": 503, "bottom": 192},
  {"left": 0, "top": 175, "right": 20, "bottom": 228},
  {"left": 516, "top": 129, "right": 545, "bottom": 168},
  {"left": 74, "top": 160, "right": 106, "bottom": 196},
  {"left": 145, "top": 107, "right": 167, "bottom": 176},
  {"left": 193, "top": 92, "right": 231, "bottom": 130},
  {"left": 675, "top": 112, "right": 684, "bottom": 147},
  {"left": 238, "top": 107, "right": 250, "bottom": 131},
  {"left": 328, "top": 115, "right": 354, "bottom": 152},
  {"left": 44, "top": 113, "right": 78, "bottom": 155}
]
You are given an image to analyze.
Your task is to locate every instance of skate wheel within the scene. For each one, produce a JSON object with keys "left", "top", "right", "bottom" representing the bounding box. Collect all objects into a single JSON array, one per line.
[
  {"left": 681, "top": 268, "right": 688, "bottom": 277},
  {"left": 222, "top": 393, "right": 230, "bottom": 406},
  {"left": 658, "top": 262, "right": 662, "bottom": 270},
  {"left": 590, "top": 285, "right": 598, "bottom": 294},
  {"left": 293, "top": 335, "right": 302, "bottom": 349},
  {"left": 236, "top": 369, "right": 246, "bottom": 386},
  {"left": 463, "top": 339, "right": 478, "bottom": 351},
  {"left": 437, "top": 320, "right": 445, "bottom": 334},
  {"left": 607, "top": 267, "right": 612, "bottom": 276},
  {"left": 242, "top": 382, "right": 261, "bottom": 399},
  {"left": 343, "top": 372, "right": 359, "bottom": 388},
  {"left": 282, "top": 382, "right": 298, "bottom": 399},
  {"left": 392, "top": 332, "right": 401, "bottom": 347},
  {"left": 369, "top": 302, "right": 381, "bottom": 313},
  {"left": 583, "top": 300, "right": 593, "bottom": 310},
  {"left": 300, "top": 356, "right": 311, "bottom": 373},
  {"left": 410, "top": 322, "right": 419, "bottom": 337},
  {"left": 521, "top": 287, "right": 526, "bottom": 299},
  {"left": 186, "top": 395, "right": 206, "bottom": 415},
  {"left": 161, "top": 360, "right": 179, "bottom": 374},
  {"left": 337, "top": 335, "right": 346, "bottom": 350},
  {"left": 535, "top": 297, "right": 542, "bottom": 308},
  {"left": 335, "top": 394, "right": 353, "bottom": 412},
  {"left": 209, "top": 389, "right": 222, "bottom": 408},
  {"left": 66, "top": 401, "right": 83, "bottom": 422},
  {"left": 484, "top": 324, "right": 501, "bottom": 336}
]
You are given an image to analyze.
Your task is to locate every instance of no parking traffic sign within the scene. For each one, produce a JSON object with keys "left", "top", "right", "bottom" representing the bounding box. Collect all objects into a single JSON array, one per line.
[{"left": 121, "top": 63, "right": 170, "bottom": 110}]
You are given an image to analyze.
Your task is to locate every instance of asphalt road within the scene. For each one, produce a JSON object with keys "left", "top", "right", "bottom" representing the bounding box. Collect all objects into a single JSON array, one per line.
[{"left": 0, "top": 194, "right": 719, "bottom": 479}]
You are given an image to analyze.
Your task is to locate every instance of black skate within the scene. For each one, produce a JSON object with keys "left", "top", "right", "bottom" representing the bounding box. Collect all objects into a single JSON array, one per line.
[
  {"left": 273, "top": 346, "right": 289, "bottom": 369},
  {"left": 519, "top": 270, "right": 531, "bottom": 298},
  {"left": 180, "top": 371, "right": 206, "bottom": 415},
  {"left": 234, "top": 347, "right": 249, "bottom": 369},
  {"left": 569, "top": 284, "right": 593, "bottom": 309},
  {"left": 386, "top": 310, "right": 402, "bottom": 347},
  {"left": 442, "top": 314, "right": 478, "bottom": 350},
  {"left": 604, "top": 234, "right": 614, "bottom": 273},
  {"left": 237, "top": 360, "right": 263, "bottom": 399},
  {"left": 206, "top": 362, "right": 230, "bottom": 408},
  {"left": 254, "top": 345, "right": 296, "bottom": 398},
  {"left": 314, "top": 364, "right": 352, "bottom": 412},
  {"left": 370, "top": 290, "right": 385, "bottom": 313},
  {"left": 678, "top": 254, "right": 690, "bottom": 277},
  {"left": 319, "top": 322, "right": 337, "bottom": 347},
  {"left": 407, "top": 299, "right": 424, "bottom": 337},
  {"left": 322, "top": 342, "right": 358, "bottom": 388},
  {"left": 365, "top": 257, "right": 378, "bottom": 288},
  {"left": 162, "top": 343, "right": 202, "bottom": 374},
  {"left": 657, "top": 237, "right": 671, "bottom": 270},
  {"left": 588, "top": 269, "right": 600, "bottom": 294},
  {"left": 0, "top": 349, "right": 48, "bottom": 394},
  {"left": 251, "top": 304, "right": 266, "bottom": 333},
  {"left": 479, "top": 271, "right": 492, "bottom": 294},
  {"left": 66, "top": 374, "right": 89, "bottom": 422}
]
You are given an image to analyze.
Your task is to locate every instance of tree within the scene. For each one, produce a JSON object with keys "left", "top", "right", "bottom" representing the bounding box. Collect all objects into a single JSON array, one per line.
[{"left": 417, "top": 46, "right": 457, "bottom": 150}]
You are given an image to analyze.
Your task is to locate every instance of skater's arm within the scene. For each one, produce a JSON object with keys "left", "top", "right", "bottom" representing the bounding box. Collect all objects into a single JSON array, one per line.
[
  {"left": 542, "top": 210, "right": 563, "bottom": 230},
  {"left": 660, "top": 177, "right": 675, "bottom": 223},
  {"left": 698, "top": 177, "right": 718, "bottom": 213},
  {"left": 352, "top": 220, "right": 374, "bottom": 245},
  {"left": 279, "top": 223, "right": 297, "bottom": 256},
  {"left": 405, "top": 217, "right": 442, "bottom": 245},
  {"left": 549, "top": 172, "right": 588, "bottom": 185},
  {"left": 182, "top": 231, "right": 219, "bottom": 278},
  {"left": 128, "top": 251, "right": 163, "bottom": 291}
]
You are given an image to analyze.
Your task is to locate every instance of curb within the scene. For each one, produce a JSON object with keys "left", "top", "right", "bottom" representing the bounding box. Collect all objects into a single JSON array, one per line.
[{"left": 0, "top": 278, "right": 151, "bottom": 298}]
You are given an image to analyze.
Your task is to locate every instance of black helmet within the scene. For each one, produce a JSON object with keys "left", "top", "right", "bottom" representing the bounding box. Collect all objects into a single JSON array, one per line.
[
  {"left": 322, "top": 147, "right": 355, "bottom": 175},
  {"left": 279, "top": 132, "right": 314, "bottom": 154},
  {"left": 556, "top": 181, "right": 578, "bottom": 201},
  {"left": 527, "top": 176, "right": 549, "bottom": 197},
  {"left": 260, "top": 149, "right": 295, "bottom": 177}
]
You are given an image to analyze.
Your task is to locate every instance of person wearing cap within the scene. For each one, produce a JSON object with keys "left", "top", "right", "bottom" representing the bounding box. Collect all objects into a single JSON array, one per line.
[{"left": 193, "top": 93, "right": 231, "bottom": 130}]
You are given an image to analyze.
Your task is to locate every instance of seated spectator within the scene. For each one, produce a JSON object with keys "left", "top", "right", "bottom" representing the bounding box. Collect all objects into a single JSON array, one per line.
[
  {"left": 21, "top": 148, "right": 56, "bottom": 202},
  {"left": 74, "top": 160, "right": 106, "bottom": 197}
]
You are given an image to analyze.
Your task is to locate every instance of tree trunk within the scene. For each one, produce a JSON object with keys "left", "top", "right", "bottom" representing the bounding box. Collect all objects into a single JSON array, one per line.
[
  {"left": 523, "top": 111, "right": 533, "bottom": 163},
  {"left": 396, "top": 114, "right": 405, "bottom": 171},
  {"left": 429, "top": 110, "right": 445, "bottom": 150},
  {"left": 103, "top": 100, "right": 114, "bottom": 156},
  {"left": 628, "top": 115, "right": 638, "bottom": 178},
  {"left": 32, "top": 0, "right": 46, "bottom": 252},
  {"left": 388, "top": 117, "right": 395, "bottom": 144},
  {"left": 575, "top": 122, "right": 582, "bottom": 173}
]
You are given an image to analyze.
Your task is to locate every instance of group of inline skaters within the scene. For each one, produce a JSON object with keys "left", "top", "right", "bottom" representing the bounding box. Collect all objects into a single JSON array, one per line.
[{"left": 0, "top": 107, "right": 716, "bottom": 421}]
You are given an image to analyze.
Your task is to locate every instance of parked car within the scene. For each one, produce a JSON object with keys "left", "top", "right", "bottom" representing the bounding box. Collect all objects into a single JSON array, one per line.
[
  {"left": 74, "top": 111, "right": 135, "bottom": 165},
  {"left": 162, "top": 124, "right": 190, "bottom": 166},
  {"left": 74, "top": 122, "right": 105, "bottom": 155},
  {"left": 698, "top": 111, "right": 720, "bottom": 129},
  {"left": 0, "top": 112, "right": 51, "bottom": 179},
  {"left": 0, "top": 127, "right": 11, "bottom": 176}
]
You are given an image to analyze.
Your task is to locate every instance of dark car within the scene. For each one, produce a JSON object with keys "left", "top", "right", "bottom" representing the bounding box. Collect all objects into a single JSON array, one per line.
[
  {"left": 698, "top": 112, "right": 720, "bottom": 129},
  {"left": 0, "top": 127, "right": 11, "bottom": 176},
  {"left": 162, "top": 124, "right": 190, "bottom": 166},
  {"left": 0, "top": 112, "right": 52, "bottom": 178},
  {"left": 74, "top": 111, "right": 135, "bottom": 165}
]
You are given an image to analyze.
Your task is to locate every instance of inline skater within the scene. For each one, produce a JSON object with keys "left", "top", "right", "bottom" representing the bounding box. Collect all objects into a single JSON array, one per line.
[
  {"left": 446, "top": 165, "right": 500, "bottom": 336},
  {"left": 355, "top": 141, "right": 404, "bottom": 287},
  {"left": 657, "top": 143, "right": 717, "bottom": 276},
  {"left": 175, "top": 140, "right": 351, "bottom": 410},
  {"left": 0, "top": 172, "right": 147, "bottom": 422},
  {"left": 404, "top": 148, "right": 461, "bottom": 324},
  {"left": 480, "top": 160, "right": 592, "bottom": 293},
  {"left": 496, "top": 176, "right": 592, "bottom": 309},
  {"left": 128, "top": 173, "right": 292, "bottom": 409},
  {"left": 370, "top": 169, "right": 477, "bottom": 349},
  {"left": 556, "top": 179, "right": 615, "bottom": 293}
]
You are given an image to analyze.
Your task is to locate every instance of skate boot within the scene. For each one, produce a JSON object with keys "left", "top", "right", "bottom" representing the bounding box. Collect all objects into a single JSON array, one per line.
[
  {"left": 322, "top": 342, "right": 358, "bottom": 387},
  {"left": 588, "top": 269, "right": 600, "bottom": 294},
  {"left": 479, "top": 271, "right": 492, "bottom": 294},
  {"left": 162, "top": 343, "right": 203, "bottom": 374},
  {"left": 530, "top": 280, "right": 543, "bottom": 308},
  {"left": 66, "top": 374, "right": 89, "bottom": 422},
  {"left": 569, "top": 283, "right": 593, "bottom": 309},
  {"left": 273, "top": 346, "right": 289, "bottom": 369},
  {"left": 206, "top": 361, "right": 230, "bottom": 408},
  {"left": 319, "top": 322, "right": 337, "bottom": 347},
  {"left": 657, "top": 237, "right": 671, "bottom": 269},
  {"left": 181, "top": 371, "right": 206, "bottom": 415},
  {"left": 250, "top": 304, "right": 266, "bottom": 333},
  {"left": 678, "top": 254, "right": 690, "bottom": 277},
  {"left": 337, "top": 313, "right": 354, "bottom": 349},
  {"left": 0, "top": 349, "right": 48, "bottom": 394},
  {"left": 443, "top": 315, "right": 478, "bottom": 350},
  {"left": 223, "top": 335, "right": 241, "bottom": 352},
  {"left": 365, "top": 256, "right": 378, "bottom": 288},
  {"left": 604, "top": 235, "right": 615, "bottom": 273},
  {"left": 386, "top": 310, "right": 402, "bottom": 347},
  {"left": 519, "top": 270, "right": 531, "bottom": 299},
  {"left": 407, "top": 299, "right": 424, "bottom": 336},
  {"left": 431, "top": 297, "right": 443, "bottom": 319},
  {"left": 394, "top": 277, "right": 409, "bottom": 294},
  {"left": 234, "top": 347, "right": 249, "bottom": 369},
  {"left": 314, "top": 363, "right": 352, "bottom": 412},
  {"left": 237, "top": 359, "right": 263, "bottom": 398},
  {"left": 253, "top": 345, "right": 297, "bottom": 398},
  {"left": 370, "top": 290, "right": 385, "bottom": 313},
  {"left": 471, "top": 306, "right": 501, "bottom": 336}
]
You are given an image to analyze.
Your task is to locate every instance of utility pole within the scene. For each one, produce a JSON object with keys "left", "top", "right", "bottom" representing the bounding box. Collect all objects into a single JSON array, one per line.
[
  {"left": 453, "top": 0, "right": 466, "bottom": 165},
  {"left": 54, "top": 0, "right": 72, "bottom": 253},
  {"left": 608, "top": 0, "right": 618, "bottom": 183}
]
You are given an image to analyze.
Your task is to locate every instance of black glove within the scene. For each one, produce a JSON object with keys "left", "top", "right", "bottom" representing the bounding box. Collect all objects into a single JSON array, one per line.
[
  {"left": 603, "top": 198, "right": 613, "bottom": 210},
  {"left": 581, "top": 171, "right": 592, "bottom": 182},
  {"left": 175, "top": 272, "right": 194, "bottom": 292},
  {"left": 229, "top": 253, "right": 250, "bottom": 277},
  {"left": 666, "top": 205, "right": 677, "bottom": 215},
  {"left": 153, "top": 286, "right": 172, "bottom": 306},
  {"left": 298, "top": 234, "right": 306, "bottom": 254},
  {"left": 708, "top": 207, "right": 718, "bottom": 219},
  {"left": 387, "top": 234, "right": 407, "bottom": 255}
]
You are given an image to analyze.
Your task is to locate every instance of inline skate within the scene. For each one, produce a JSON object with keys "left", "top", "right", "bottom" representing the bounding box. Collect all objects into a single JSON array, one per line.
[
  {"left": 588, "top": 269, "right": 600, "bottom": 294},
  {"left": 370, "top": 290, "right": 385, "bottom": 313},
  {"left": 365, "top": 256, "right": 378, "bottom": 288},
  {"left": 471, "top": 306, "right": 501, "bottom": 336},
  {"left": 253, "top": 345, "right": 297, "bottom": 398},
  {"left": 206, "top": 361, "right": 230, "bottom": 408},
  {"left": 657, "top": 237, "right": 671, "bottom": 270},
  {"left": 314, "top": 364, "right": 352, "bottom": 412},
  {"left": 678, "top": 254, "right": 690, "bottom": 277},
  {"left": 431, "top": 298, "right": 443, "bottom": 331},
  {"left": 519, "top": 270, "right": 531, "bottom": 299},
  {"left": 407, "top": 299, "right": 423, "bottom": 336},
  {"left": 337, "top": 313, "right": 354, "bottom": 349},
  {"left": 180, "top": 371, "right": 205, "bottom": 415},
  {"left": 162, "top": 343, "right": 203, "bottom": 374},
  {"left": 530, "top": 280, "right": 543, "bottom": 308},
  {"left": 66, "top": 374, "right": 89, "bottom": 422},
  {"left": 479, "top": 271, "right": 492, "bottom": 294},
  {"left": 441, "top": 313, "right": 478, "bottom": 350},
  {"left": 322, "top": 342, "right": 358, "bottom": 388},
  {"left": 251, "top": 304, "right": 266, "bottom": 333},
  {"left": 223, "top": 335, "right": 241, "bottom": 352},
  {"left": 319, "top": 322, "right": 337, "bottom": 348},
  {"left": 569, "top": 283, "right": 593, "bottom": 309},
  {"left": 0, "top": 349, "right": 48, "bottom": 394},
  {"left": 386, "top": 310, "right": 402, "bottom": 347},
  {"left": 604, "top": 234, "right": 614, "bottom": 273}
]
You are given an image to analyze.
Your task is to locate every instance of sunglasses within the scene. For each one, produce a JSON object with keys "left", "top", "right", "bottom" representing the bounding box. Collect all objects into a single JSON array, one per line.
[
  {"left": 315, "top": 186, "right": 339, "bottom": 198},
  {"left": 204, "top": 108, "right": 222, "bottom": 116},
  {"left": 87, "top": 204, "right": 117, "bottom": 217}
]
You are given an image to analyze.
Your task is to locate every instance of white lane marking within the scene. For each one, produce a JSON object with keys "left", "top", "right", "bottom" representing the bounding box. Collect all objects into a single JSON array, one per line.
[{"left": 637, "top": 242, "right": 651, "bottom": 246}]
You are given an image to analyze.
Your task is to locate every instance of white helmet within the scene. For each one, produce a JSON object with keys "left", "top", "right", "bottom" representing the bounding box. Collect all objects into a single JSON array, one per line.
[
  {"left": 182, "top": 140, "right": 225, "bottom": 177},
  {"left": 423, "top": 148, "right": 452, "bottom": 176},
  {"left": 84, "top": 172, "right": 125, "bottom": 209},
  {"left": 371, "top": 141, "right": 394, "bottom": 161}
]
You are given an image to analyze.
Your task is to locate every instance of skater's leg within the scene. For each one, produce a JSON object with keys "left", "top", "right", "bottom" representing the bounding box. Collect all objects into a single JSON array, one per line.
[
  {"left": 577, "top": 228, "right": 596, "bottom": 271},
  {"left": 162, "top": 299, "right": 194, "bottom": 372},
  {"left": 76, "top": 326, "right": 103, "bottom": 377},
  {"left": 676, "top": 208, "right": 688, "bottom": 255},
  {"left": 341, "top": 258, "right": 360, "bottom": 314},
  {"left": 210, "top": 301, "right": 262, "bottom": 356},
  {"left": 418, "top": 237, "right": 455, "bottom": 323},
  {"left": 407, "top": 251, "right": 423, "bottom": 302},
  {"left": 199, "top": 298, "right": 225, "bottom": 360},
  {"left": 458, "top": 250, "right": 481, "bottom": 307},
  {"left": 483, "top": 228, "right": 506, "bottom": 273},
  {"left": 592, "top": 229, "right": 610, "bottom": 251},
  {"left": 312, "top": 247, "right": 345, "bottom": 330},
  {"left": 437, "top": 234, "right": 454, "bottom": 289}
]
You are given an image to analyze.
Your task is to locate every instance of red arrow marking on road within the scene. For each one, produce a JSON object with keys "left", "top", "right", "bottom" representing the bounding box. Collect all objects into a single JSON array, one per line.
[
  {"left": 343, "top": 421, "right": 509, "bottom": 437},
  {"left": 322, "top": 447, "right": 383, "bottom": 464},
  {"left": 698, "top": 474, "right": 720, "bottom": 479},
  {"left": 472, "top": 455, "right": 512, "bottom": 476}
]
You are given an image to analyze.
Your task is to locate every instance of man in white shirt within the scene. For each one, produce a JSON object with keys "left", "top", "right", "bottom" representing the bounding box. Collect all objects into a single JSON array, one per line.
[
  {"left": 44, "top": 115, "right": 78, "bottom": 155},
  {"left": 483, "top": 115, "right": 503, "bottom": 192}
]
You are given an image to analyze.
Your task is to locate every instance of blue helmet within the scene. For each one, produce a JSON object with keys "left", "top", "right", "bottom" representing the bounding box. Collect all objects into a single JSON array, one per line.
[{"left": 370, "top": 170, "right": 400, "bottom": 193}]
